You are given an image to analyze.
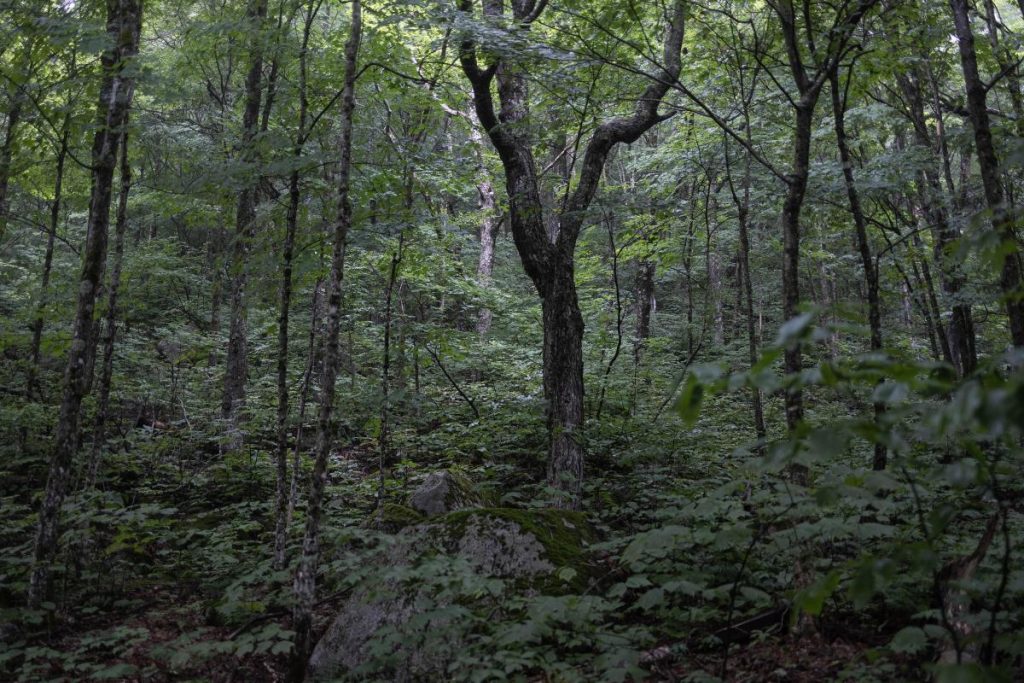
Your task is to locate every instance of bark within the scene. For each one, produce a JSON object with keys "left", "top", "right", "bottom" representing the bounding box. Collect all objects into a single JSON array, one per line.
[
  {"left": 897, "top": 73, "right": 977, "bottom": 375},
  {"left": 222, "top": 0, "right": 269, "bottom": 429},
  {"left": 290, "top": 1, "right": 359, "bottom": 677},
  {"left": 87, "top": 126, "right": 132, "bottom": 488},
  {"left": 724, "top": 139, "right": 766, "bottom": 444},
  {"left": 0, "top": 42, "right": 30, "bottom": 242},
  {"left": 459, "top": 0, "right": 686, "bottom": 508},
  {"left": 779, "top": 102, "right": 812, "bottom": 431},
  {"left": 27, "top": 114, "right": 71, "bottom": 400},
  {"left": 473, "top": 118, "right": 499, "bottom": 334},
  {"left": 773, "top": 0, "right": 877, "bottom": 437},
  {"left": 950, "top": 0, "right": 1024, "bottom": 347},
  {"left": 634, "top": 259, "right": 655, "bottom": 347},
  {"left": 829, "top": 70, "right": 887, "bottom": 470},
  {"left": 28, "top": 0, "right": 141, "bottom": 608},
  {"left": 273, "top": 0, "right": 318, "bottom": 574},
  {"left": 289, "top": 278, "right": 323, "bottom": 517}
]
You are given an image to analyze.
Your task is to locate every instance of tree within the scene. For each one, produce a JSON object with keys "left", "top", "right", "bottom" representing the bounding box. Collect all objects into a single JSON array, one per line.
[
  {"left": 457, "top": 0, "right": 686, "bottom": 507},
  {"left": 222, "top": 0, "right": 269, "bottom": 432},
  {"left": 28, "top": 0, "right": 142, "bottom": 608},
  {"left": 290, "top": 0, "right": 360, "bottom": 676},
  {"left": 949, "top": 0, "right": 1024, "bottom": 348}
]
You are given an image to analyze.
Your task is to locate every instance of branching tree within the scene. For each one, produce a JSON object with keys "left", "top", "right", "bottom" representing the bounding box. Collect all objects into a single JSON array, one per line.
[{"left": 457, "top": 0, "right": 686, "bottom": 508}]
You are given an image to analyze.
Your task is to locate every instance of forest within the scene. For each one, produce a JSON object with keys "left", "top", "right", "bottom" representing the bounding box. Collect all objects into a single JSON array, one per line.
[{"left": 1, "top": 0, "right": 1024, "bottom": 680}]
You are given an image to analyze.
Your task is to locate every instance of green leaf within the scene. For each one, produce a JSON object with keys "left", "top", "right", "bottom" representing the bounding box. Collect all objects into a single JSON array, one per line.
[
  {"left": 675, "top": 375, "right": 704, "bottom": 427},
  {"left": 889, "top": 626, "right": 927, "bottom": 654},
  {"left": 793, "top": 570, "right": 840, "bottom": 617}
]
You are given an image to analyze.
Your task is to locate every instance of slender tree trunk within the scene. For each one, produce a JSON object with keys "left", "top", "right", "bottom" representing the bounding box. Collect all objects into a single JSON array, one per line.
[
  {"left": 289, "top": 278, "right": 323, "bottom": 516},
  {"left": 780, "top": 103, "right": 813, "bottom": 432},
  {"left": 222, "top": 0, "right": 268, "bottom": 430},
  {"left": 0, "top": 42, "right": 29, "bottom": 242},
  {"left": 634, "top": 259, "right": 655, "bottom": 347},
  {"left": 273, "top": 0, "right": 317, "bottom": 573},
  {"left": 897, "top": 76, "right": 977, "bottom": 375},
  {"left": 290, "top": 2, "right": 360, "bottom": 677},
  {"left": 829, "top": 71, "right": 887, "bottom": 470},
  {"left": 950, "top": 0, "right": 1024, "bottom": 347},
  {"left": 27, "top": 114, "right": 71, "bottom": 400},
  {"left": 377, "top": 237, "right": 404, "bottom": 514},
  {"left": 87, "top": 126, "right": 131, "bottom": 488},
  {"left": 28, "top": 0, "right": 141, "bottom": 608},
  {"left": 724, "top": 139, "right": 766, "bottom": 444},
  {"left": 475, "top": 167, "right": 499, "bottom": 333}
]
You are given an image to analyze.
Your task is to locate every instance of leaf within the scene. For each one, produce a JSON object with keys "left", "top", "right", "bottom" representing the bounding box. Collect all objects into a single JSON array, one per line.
[
  {"left": 889, "top": 626, "right": 928, "bottom": 654},
  {"left": 776, "top": 311, "right": 815, "bottom": 348},
  {"left": 635, "top": 587, "right": 665, "bottom": 611},
  {"left": 90, "top": 663, "right": 139, "bottom": 680},
  {"left": 793, "top": 570, "right": 841, "bottom": 617},
  {"left": 675, "top": 375, "right": 704, "bottom": 427},
  {"left": 555, "top": 567, "right": 577, "bottom": 584}
]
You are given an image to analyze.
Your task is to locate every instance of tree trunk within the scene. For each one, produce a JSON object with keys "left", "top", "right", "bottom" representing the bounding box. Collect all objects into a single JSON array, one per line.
[
  {"left": 543, "top": 262, "right": 585, "bottom": 505},
  {"left": 222, "top": 0, "right": 268, "bottom": 429},
  {"left": 897, "top": 75, "right": 977, "bottom": 375},
  {"left": 27, "top": 114, "right": 71, "bottom": 400},
  {"left": 0, "top": 42, "right": 29, "bottom": 242},
  {"left": 950, "top": 0, "right": 1024, "bottom": 347},
  {"left": 28, "top": 0, "right": 141, "bottom": 608},
  {"left": 780, "top": 102, "right": 813, "bottom": 432},
  {"left": 829, "top": 70, "right": 887, "bottom": 470},
  {"left": 474, "top": 154, "right": 499, "bottom": 334},
  {"left": 290, "top": 1, "right": 360, "bottom": 677},
  {"left": 273, "top": 0, "right": 317, "bottom": 573},
  {"left": 87, "top": 126, "right": 132, "bottom": 488},
  {"left": 634, "top": 259, "right": 655, "bottom": 347},
  {"left": 724, "top": 139, "right": 766, "bottom": 444}
]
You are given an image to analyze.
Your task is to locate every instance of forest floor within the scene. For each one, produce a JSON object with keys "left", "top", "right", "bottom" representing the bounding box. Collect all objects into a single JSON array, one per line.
[{"left": 0, "top": 386, "right": 991, "bottom": 682}]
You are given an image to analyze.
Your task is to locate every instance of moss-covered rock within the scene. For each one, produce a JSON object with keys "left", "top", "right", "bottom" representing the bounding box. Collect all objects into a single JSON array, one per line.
[
  {"left": 369, "top": 503, "right": 426, "bottom": 533},
  {"left": 405, "top": 469, "right": 485, "bottom": 517},
  {"left": 307, "top": 507, "right": 597, "bottom": 681}
]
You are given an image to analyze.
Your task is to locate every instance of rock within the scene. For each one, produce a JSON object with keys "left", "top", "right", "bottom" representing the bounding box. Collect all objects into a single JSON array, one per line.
[
  {"left": 371, "top": 502, "right": 426, "bottom": 533},
  {"left": 307, "top": 508, "right": 595, "bottom": 681},
  {"left": 406, "top": 469, "right": 482, "bottom": 517}
]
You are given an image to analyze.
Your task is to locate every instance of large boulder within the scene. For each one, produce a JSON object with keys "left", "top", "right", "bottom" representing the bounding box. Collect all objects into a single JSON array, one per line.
[
  {"left": 406, "top": 469, "right": 483, "bottom": 517},
  {"left": 307, "top": 507, "right": 595, "bottom": 681}
]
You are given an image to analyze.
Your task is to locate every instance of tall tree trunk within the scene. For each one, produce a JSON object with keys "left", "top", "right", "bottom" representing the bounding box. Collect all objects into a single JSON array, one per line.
[
  {"left": 290, "top": 1, "right": 360, "bottom": 677},
  {"left": 28, "top": 0, "right": 141, "bottom": 608},
  {"left": 542, "top": 260, "right": 585, "bottom": 502},
  {"left": 950, "top": 0, "right": 1024, "bottom": 347},
  {"left": 273, "top": 0, "right": 318, "bottom": 573},
  {"left": 897, "top": 74, "right": 977, "bottom": 375},
  {"left": 27, "top": 114, "right": 71, "bottom": 400},
  {"left": 772, "top": 0, "right": 876, "bottom": 442},
  {"left": 87, "top": 126, "right": 131, "bottom": 488},
  {"left": 829, "top": 70, "right": 887, "bottom": 470},
  {"left": 0, "top": 41, "right": 31, "bottom": 242},
  {"left": 459, "top": 0, "right": 685, "bottom": 508},
  {"left": 780, "top": 102, "right": 812, "bottom": 432},
  {"left": 222, "top": 0, "right": 268, "bottom": 430},
  {"left": 724, "top": 139, "right": 766, "bottom": 444},
  {"left": 634, "top": 259, "right": 655, "bottom": 347},
  {"left": 474, "top": 123, "right": 499, "bottom": 334}
]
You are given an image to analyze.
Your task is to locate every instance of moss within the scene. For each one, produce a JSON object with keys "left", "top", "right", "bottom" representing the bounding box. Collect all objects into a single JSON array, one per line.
[
  {"left": 371, "top": 503, "right": 426, "bottom": 532},
  {"left": 437, "top": 507, "right": 598, "bottom": 591}
]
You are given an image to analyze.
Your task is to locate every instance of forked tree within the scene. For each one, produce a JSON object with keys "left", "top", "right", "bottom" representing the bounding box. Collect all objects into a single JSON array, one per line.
[{"left": 457, "top": 0, "right": 686, "bottom": 508}]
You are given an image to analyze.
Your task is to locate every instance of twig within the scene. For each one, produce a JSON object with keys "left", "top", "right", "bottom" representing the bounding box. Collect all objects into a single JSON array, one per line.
[{"left": 424, "top": 344, "right": 480, "bottom": 419}]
